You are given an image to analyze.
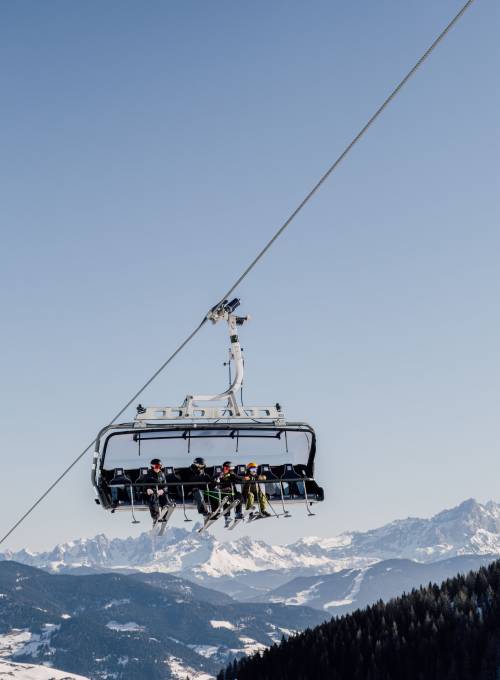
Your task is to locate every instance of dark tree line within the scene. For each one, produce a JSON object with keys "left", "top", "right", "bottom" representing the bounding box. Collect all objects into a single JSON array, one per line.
[{"left": 218, "top": 559, "right": 500, "bottom": 680}]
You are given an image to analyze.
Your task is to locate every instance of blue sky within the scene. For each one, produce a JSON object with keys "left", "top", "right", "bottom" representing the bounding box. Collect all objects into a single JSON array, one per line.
[{"left": 1, "top": 0, "right": 499, "bottom": 550}]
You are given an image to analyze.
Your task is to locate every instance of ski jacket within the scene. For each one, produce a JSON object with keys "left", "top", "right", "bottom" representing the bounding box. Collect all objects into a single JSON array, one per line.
[
  {"left": 142, "top": 469, "right": 167, "bottom": 491},
  {"left": 216, "top": 471, "right": 243, "bottom": 491},
  {"left": 186, "top": 465, "right": 213, "bottom": 491},
  {"left": 242, "top": 474, "right": 267, "bottom": 496}
]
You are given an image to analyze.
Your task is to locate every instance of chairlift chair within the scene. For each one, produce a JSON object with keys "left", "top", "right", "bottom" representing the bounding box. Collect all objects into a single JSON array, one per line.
[{"left": 91, "top": 299, "right": 324, "bottom": 530}]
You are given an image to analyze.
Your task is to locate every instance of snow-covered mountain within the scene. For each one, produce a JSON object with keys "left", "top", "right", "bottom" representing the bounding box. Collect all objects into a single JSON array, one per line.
[
  {"left": 258, "top": 553, "right": 498, "bottom": 614},
  {"left": 0, "top": 561, "right": 323, "bottom": 680},
  {"left": 323, "top": 498, "right": 500, "bottom": 562},
  {"left": 1, "top": 527, "right": 375, "bottom": 598},
  {"left": 3, "top": 499, "right": 500, "bottom": 596}
]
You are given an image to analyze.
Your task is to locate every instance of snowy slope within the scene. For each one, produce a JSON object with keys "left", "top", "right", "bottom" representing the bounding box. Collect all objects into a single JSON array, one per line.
[
  {"left": 259, "top": 553, "right": 498, "bottom": 614},
  {"left": 0, "top": 658, "right": 88, "bottom": 679}
]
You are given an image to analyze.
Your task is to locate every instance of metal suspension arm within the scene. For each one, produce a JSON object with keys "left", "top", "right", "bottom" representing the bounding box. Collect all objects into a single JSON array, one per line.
[{"left": 184, "top": 299, "right": 249, "bottom": 416}]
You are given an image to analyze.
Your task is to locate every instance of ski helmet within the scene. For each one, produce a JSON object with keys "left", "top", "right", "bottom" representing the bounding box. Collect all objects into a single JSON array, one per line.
[
  {"left": 150, "top": 458, "right": 162, "bottom": 466},
  {"left": 193, "top": 457, "right": 206, "bottom": 467},
  {"left": 247, "top": 462, "right": 258, "bottom": 469},
  {"left": 223, "top": 461, "right": 233, "bottom": 469}
]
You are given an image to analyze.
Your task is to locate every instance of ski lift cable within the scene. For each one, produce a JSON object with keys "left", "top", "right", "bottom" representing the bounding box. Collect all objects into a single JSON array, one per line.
[
  {"left": 0, "top": 318, "right": 208, "bottom": 547},
  {"left": 0, "top": 0, "right": 476, "bottom": 548},
  {"left": 210, "top": 0, "right": 477, "bottom": 309}
]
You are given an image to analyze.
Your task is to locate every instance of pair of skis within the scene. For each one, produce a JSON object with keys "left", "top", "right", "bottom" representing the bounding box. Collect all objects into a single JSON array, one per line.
[
  {"left": 152, "top": 503, "right": 175, "bottom": 536},
  {"left": 226, "top": 511, "right": 245, "bottom": 531},
  {"left": 198, "top": 496, "right": 240, "bottom": 534},
  {"left": 247, "top": 510, "right": 272, "bottom": 523},
  {"left": 226, "top": 509, "right": 271, "bottom": 530}
]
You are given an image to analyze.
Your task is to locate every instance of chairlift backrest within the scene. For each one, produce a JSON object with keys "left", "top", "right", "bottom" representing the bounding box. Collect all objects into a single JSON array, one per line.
[
  {"left": 164, "top": 466, "right": 181, "bottom": 481},
  {"left": 110, "top": 468, "right": 131, "bottom": 485},
  {"left": 281, "top": 464, "right": 301, "bottom": 480},
  {"left": 258, "top": 464, "right": 278, "bottom": 479},
  {"left": 208, "top": 465, "right": 223, "bottom": 479},
  {"left": 235, "top": 464, "right": 246, "bottom": 477}
]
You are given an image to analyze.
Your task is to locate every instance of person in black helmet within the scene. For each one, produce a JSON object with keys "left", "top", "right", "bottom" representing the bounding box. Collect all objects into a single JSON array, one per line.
[
  {"left": 215, "top": 461, "right": 243, "bottom": 528},
  {"left": 186, "top": 457, "right": 212, "bottom": 516},
  {"left": 143, "top": 458, "right": 174, "bottom": 521}
]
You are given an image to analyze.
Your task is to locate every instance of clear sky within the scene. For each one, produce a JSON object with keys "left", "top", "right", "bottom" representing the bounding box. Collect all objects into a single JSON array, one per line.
[{"left": 1, "top": 0, "right": 499, "bottom": 551}]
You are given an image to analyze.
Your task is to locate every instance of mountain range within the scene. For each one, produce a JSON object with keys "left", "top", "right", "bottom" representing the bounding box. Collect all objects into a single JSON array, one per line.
[
  {"left": 2, "top": 498, "right": 500, "bottom": 678},
  {"left": 3, "top": 498, "right": 500, "bottom": 600}
]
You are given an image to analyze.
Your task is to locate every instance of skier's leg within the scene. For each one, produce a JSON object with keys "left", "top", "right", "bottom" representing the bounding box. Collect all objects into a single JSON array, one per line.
[
  {"left": 246, "top": 491, "right": 255, "bottom": 511},
  {"left": 148, "top": 495, "right": 159, "bottom": 520},
  {"left": 234, "top": 492, "right": 243, "bottom": 519},
  {"left": 258, "top": 490, "right": 271, "bottom": 516},
  {"left": 194, "top": 489, "right": 209, "bottom": 515}
]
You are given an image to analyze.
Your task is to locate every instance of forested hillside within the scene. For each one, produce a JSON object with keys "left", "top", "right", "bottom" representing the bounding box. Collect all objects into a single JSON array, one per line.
[{"left": 219, "top": 559, "right": 500, "bottom": 680}]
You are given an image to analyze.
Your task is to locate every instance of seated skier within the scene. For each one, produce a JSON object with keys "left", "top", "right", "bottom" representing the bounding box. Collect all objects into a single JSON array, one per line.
[
  {"left": 243, "top": 462, "right": 271, "bottom": 518},
  {"left": 143, "top": 458, "right": 174, "bottom": 521},
  {"left": 215, "top": 461, "right": 244, "bottom": 528},
  {"left": 186, "top": 457, "right": 213, "bottom": 517}
]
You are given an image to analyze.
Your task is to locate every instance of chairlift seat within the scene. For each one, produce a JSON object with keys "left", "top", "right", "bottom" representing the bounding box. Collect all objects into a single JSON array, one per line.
[
  {"left": 164, "top": 466, "right": 183, "bottom": 501},
  {"left": 132, "top": 467, "right": 151, "bottom": 504},
  {"left": 206, "top": 465, "right": 223, "bottom": 480},
  {"left": 281, "top": 463, "right": 306, "bottom": 500},
  {"left": 258, "top": 463, "right": 282, "bottom": 500},
  {"left": 109, "top": 468, "right": 133, "bottom": 506}
]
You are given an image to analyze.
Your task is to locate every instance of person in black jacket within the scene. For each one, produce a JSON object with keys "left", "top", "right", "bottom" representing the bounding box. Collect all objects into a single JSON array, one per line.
[
  {"left": 143, "top": 458, "right": 174, "bottom": 521},
  {"left": 215, "top": 461, "right": 244, "bottom": 527},
  {"left": 185, "top": 457, "right": 213, "bottom": 516}
]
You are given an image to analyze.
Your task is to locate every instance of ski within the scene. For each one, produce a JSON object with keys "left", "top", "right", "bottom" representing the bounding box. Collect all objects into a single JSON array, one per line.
[
  {"left": 197, "top": 496, "right": 229, "bottom": 533},
  {"left": 227, "top": 514, "right": 245, "bottom": 530},
  {"left": 247, "top": 511, "right": 272, "bottom": 523},
  {"left": 152, "top": 503, "right": 174, "bottom": 534},
  {"left": 157, "top": 505, "right": 175, "bottom": 536},
  {"left": 198, "top": 496, "right": 239, "bottom": 534}
]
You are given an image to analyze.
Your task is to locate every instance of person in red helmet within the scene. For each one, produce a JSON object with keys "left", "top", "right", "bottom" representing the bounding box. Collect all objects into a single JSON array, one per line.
[
  {"left": 243, "top": 462, "right": 271, "bottom": 518},
  {"left": 215, "top": 461, "right": 244, "bottom": 528}
]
